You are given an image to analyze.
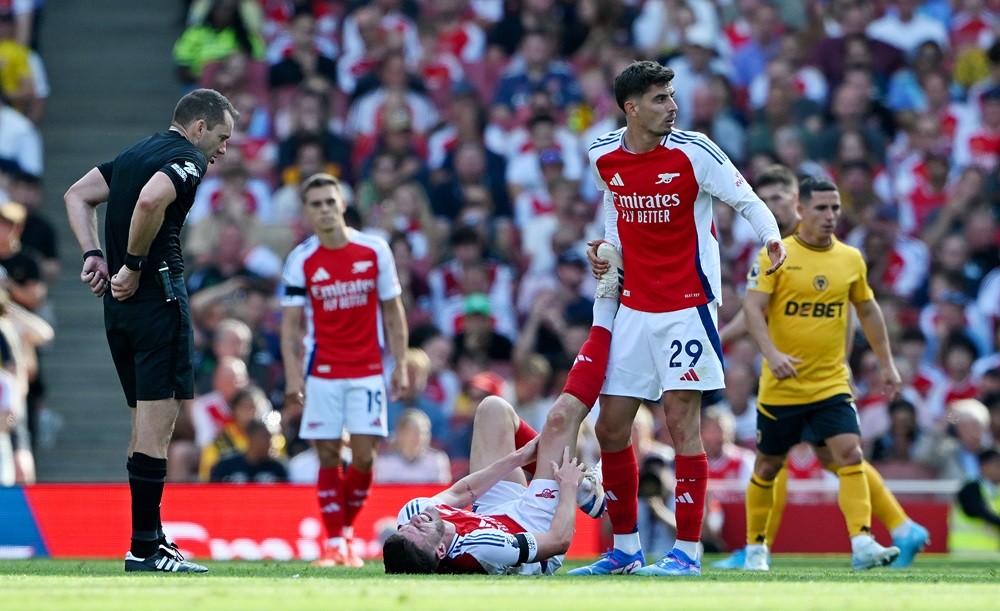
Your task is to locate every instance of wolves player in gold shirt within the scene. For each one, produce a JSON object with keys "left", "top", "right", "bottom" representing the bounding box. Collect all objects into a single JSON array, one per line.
[
  {"left": 714, "top": 166, "right": 928, "bottom": 570},
  {"left": 742, "top": 176, "right": 902, "bottom": 571}
]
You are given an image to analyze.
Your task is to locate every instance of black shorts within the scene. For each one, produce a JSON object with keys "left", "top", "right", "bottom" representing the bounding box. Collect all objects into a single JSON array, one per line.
[
  {"left": 104, "top": 275, "right": 193, "bottom": 407},
  {"left": 756, "top": 394, "right": 860, "bottom": 456}
]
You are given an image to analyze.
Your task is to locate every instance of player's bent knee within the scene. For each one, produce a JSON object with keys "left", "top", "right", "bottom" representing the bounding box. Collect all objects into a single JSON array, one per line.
[{"left": 474, "top": 395, "right": 516, "bottom": 424}]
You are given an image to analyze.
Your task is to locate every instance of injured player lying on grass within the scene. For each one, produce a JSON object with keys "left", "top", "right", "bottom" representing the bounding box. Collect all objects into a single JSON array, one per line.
[{"left": 382, "top": 395, "right": 606, "bottom": 575}]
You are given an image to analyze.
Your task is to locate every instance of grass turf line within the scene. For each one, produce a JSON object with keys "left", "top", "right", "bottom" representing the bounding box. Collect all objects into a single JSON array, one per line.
[{"left": 0, "top": 555, "right": 996, "bottom": 611}]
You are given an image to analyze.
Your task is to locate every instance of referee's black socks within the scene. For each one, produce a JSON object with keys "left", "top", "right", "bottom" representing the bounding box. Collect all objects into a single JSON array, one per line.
[{"left": 127, "top": 453, "right": 167, "bottom": 558}]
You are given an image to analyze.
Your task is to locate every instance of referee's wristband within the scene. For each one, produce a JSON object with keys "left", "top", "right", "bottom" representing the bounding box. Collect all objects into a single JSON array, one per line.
[
  {"left": 124, "top": 252, "right": 147, "bottom": 272},
  {"left": 83, "top": 249, "right": 104, "bottom": 262}
]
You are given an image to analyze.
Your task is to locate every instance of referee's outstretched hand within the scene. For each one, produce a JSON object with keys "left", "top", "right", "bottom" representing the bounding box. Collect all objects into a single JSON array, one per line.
[
  {"left": 110, "top": 266, "right": 140, "bottom": 301},
  {"left": 764, "top": 239, "right": 787, "bottom": 275},
  {"left": 81, "top": 256, "right": 110, "bottom": 298}
]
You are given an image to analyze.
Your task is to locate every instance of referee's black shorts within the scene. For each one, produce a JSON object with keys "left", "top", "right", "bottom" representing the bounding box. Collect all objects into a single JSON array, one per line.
[
  {"left": 104, "top": 275, "right": 193, "bottom": 407},
  {"left": 756, "top": 393, "right": 861, "bottom": 456}
]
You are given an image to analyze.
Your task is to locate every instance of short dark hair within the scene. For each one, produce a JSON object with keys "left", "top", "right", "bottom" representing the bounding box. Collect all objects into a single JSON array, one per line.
[
  {"left": 299, "top": 172, "right": 342, "bottom": 201},
  {"left": 798, "top": 176, "right": 838, "bottom": 204},
  {"left": 173, "top": 88, "right": 239, "bottom": 130},
  {"left": 755, "top": 164, "right": 798, "bottom": 192},
  {"left": 977, "top": 447, "right": 1000, "bottom": 465},
  {"left": 383, "top": 533, "right": 440, "bottom": 574},
  {"left": 613, "top": 61, "right": 675, "bottom": 111}
]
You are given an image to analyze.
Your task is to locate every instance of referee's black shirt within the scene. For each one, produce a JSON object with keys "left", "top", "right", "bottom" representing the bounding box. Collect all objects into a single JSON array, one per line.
[{"left": 98, "top": 130, "right": 208, "bottom": 296}]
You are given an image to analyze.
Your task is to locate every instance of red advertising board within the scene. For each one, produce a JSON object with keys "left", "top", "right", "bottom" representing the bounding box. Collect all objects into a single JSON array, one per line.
[{"left": 23, "top": 484, "right": 603, "bottom": 560}]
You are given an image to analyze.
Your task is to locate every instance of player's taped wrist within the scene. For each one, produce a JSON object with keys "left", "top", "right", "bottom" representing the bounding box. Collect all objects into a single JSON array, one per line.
[{"left": 124, "top": 252, "right": 147, "bottom": 272}]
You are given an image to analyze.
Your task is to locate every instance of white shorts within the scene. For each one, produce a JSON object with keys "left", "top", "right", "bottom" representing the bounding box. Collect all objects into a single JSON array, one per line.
[
  {"left": 472, "top": 479, "right": 560, "bottom": 532},
  {"left": 602, "top": 303, "right": 725, "bottom": 401},
  {"left": 472, "top": 478, "right": 564, "bottom": 575},
  {"left": 299, "top": 374, "right": 388, "bottom": 439}
]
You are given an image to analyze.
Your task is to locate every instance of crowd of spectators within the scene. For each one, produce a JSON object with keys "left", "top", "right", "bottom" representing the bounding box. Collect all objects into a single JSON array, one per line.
[
  {"left": 0, "top": 0, "right": 56, "bottom": 486},
  {"left": 138, "top": 0, "right": 1000, "bottom": 489}
]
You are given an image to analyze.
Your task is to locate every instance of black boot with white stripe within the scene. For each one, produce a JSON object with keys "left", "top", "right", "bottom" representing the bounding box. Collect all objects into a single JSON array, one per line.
[{"left": 125, "top": 542, "right": 209, "bottom": 573}]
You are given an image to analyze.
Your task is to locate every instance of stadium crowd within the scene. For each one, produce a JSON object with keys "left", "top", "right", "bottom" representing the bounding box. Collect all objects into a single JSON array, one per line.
[{"left": 1, "top": 0, "right": 998, "bottom": 519}]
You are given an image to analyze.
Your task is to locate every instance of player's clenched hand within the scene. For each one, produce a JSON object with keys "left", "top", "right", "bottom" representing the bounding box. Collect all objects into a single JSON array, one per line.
[
  {"left": 586, "top": 239, "right": 610, "bottom": 280},
  {"left": 881, "top": 364, "right": 902, "bottom": 400},
  {"left": 110, "top": 266, "right": 140, "bottom": 301},
  {"left": 764, "top": 239, "right": 787, "bottom": 275},
  {"left": 765, "top": 350, "right": 802, "bottom": 380},
  {"left": 389, "top": 358, "right": 410, "bottom": 401},
  {"left": 81, "top": 257, "right": 110, "bottom": 298},
  {"left": 551, "top": 446, "right": 586, "bottom": 490}
]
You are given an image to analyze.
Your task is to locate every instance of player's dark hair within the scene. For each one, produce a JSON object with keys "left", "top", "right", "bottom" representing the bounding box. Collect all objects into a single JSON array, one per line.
[
  {"left": 755, "top": 164, "right": 798, "bottom": 193},
  {"left": 978, "top": 447, "right": 1000, "bottom": 465},
  {"left": 299, "top": 172, "right": 342, "bottom": 202},
  {"left": 797, "top": 176, "right": 838, "bottom": 204},
  {"left": 383, "top": 533, "right": 440, "bottom": 574},
  {"left": 173, "top": 88, "right": 239, "bottom": 130},
  {"left": 613, "top": 61, "right": 674, "bottom": 111}
]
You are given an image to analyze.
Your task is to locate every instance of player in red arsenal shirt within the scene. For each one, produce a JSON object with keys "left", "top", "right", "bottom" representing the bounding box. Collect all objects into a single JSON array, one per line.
[
  {"left": 573, "top": 60, "right": 786, "bottom": 576},
  {"left": 281, "top": 173, "right": 410, "bottom": 567}
]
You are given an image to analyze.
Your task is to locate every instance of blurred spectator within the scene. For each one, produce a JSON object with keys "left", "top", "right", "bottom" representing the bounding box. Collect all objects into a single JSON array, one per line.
[
  {"left": 275, "top": 87, "right": 354, "bottom": 184},
  {"left": 187, "top": 155, "right": 275, "bottom": 226},
  {"left": 505, "top": 113, "right": 584, "bottom": 201},
  {"left": 702, "top": 406, "right": 754, "bottom": 501},
  {"left": 666, "top": 24, "right": 730, "bottom": 130},
  {"left": 169, "top": 355, "right": 250, "bottom": 481},
  {"left": 186, "top": 220, "right": 279, "bottom": 296},
  {"left": 6, "top": 172, "right": 56, "bottom": 282},
  {"left": 492, "top": 28, "right": 581, "bottom": 123},
  {"left": 866, "top": 0, "right": 949, "bottom": 56},
  {"left": 849, "top": 202, "right": 929, "bottom": 301},
  {"left": 632, "top": 0, "right": 704, "bottom": 60},
  {"left": 714, "top": 362, "right": 758, "bottom": 449},
  {"left": 427, "top": 225, "right": 517, "bottom": 339},
  {"left": 689, "top": 84, "right": 746, "bottom": 164},
  {"left": 949, "top": 447, "right": 1000, "bottom": 553},
  {"left": 386, "top": 347, "right": 448, "bottom": 445},
  {"left": 870, "top": 398, "right": 924, "bottom": 463},
  {"left": 503, "top": 352, "right": 552, "bottom": 432},
  {"left": 174, "top": 0, "right": 266, "bottom": 85},
  {"left": 452, "top": 292, "right": 513, "bottom": 364},
  {"left": 354, "top": 100, "right": 430, "bottom": 187},
  {"left": 268, "top": 9, "right": 338, "bottom": 93},
  {"left": 374, "top": 407, "right": 451, "bottom": 483},
  {"left": 0, "top": 10, "right": 34, "bottom": 116},
  {"left": 925, "top": 334, "right": 982, "bottom": 426},
  {"left": 486, "top": 0, "right": 568, "bottom": 60},
  {"left": 347, "top": 51, "right": 437, "bottom": 139},
  {"left": 430, "top": 141, "right": 511, "bottom": 221},
  {"left": 209, "top": 420, "right": 288, "bottom": 482},
  {"left": 389, "top": 232, "right": 432, "bottom": 327},
  {"left": 0, "top": 97, "right": 41, "bottom": 180},
  {"left": 918, "top": 282, "right": 993, "bottom": 366},
  {"left": 415, "top": 325, "right": 461, "bottom": 421},
  {"left": 811, "top": 2, "right": 906, "bottom": 90},
  {"left": 914, "top": 398, "right": 993, "bottom": 480},
  {"left": 199, "top": 385, "right": 270, "bottom": 480}
]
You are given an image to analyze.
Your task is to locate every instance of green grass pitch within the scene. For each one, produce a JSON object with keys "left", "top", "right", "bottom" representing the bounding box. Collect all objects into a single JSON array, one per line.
[{"left": 1, "top": 555, "right": 997, "bottom": 611}]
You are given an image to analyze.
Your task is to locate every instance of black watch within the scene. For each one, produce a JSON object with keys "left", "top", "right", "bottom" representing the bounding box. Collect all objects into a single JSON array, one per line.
[{"left": 124, "top": 253, "right": 147, "bottom": 272}]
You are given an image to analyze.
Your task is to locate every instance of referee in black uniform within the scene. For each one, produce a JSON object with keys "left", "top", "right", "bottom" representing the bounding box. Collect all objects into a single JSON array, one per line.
[{"left": 64, "top": 89, "right": 238, "bottom": 573}]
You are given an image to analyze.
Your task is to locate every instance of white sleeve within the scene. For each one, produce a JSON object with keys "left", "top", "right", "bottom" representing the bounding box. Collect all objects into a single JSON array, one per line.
[
  {"left": 693, "top": 135, "right": 781, "bottom": 245},
  {"left": 280, "top": 247, "right": 308, "bottom": 307},
  {"left": 374, "top": 238, "right": 403, "bottom": 301},
  {"left": 454, "top": 529, "right": 540, "bottom": 570},
  {"left": 601, "top": 189, "right": 620, "bottom": 248}
]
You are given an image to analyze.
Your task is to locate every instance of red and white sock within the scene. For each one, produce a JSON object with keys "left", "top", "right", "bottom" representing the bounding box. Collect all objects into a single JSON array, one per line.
[
  {"left": 563, "top": 326, "right": 612, "bottom": 408},
  {"left": 317, "top": 465, "right": 344, "bottom": 541},
  {"left": 602, "top": 446, "right": 639, "bottom": 536},
  {"left": 674, "top": 453, "right": 709, "bottom": 545},
  {"left": 343, "top": 465, "right": 373, "bottom": 528}
]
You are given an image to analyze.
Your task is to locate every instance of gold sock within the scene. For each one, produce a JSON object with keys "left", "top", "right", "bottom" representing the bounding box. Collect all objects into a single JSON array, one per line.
[
  {"left": 837, "top": 464, "right": 872, "bottom": 537},
  {"left": 764, "top": 467, "right": 788, "bottom": 547},
  {"left": 746, "top": 473, "right": 775, "bottom": 546},
  {"left": 863, "top": 461, "right": 908, "bottom": 531}
]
